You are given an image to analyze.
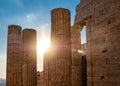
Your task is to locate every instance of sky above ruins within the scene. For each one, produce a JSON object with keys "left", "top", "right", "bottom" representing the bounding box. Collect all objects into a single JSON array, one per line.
[{"left": 0, "top": 0, "right": 85, "bottom": 79}]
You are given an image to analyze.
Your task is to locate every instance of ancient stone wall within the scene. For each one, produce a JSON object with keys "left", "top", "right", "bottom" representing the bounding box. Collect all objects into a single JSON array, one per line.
[
  {"left": 73, "top": 0, "right": 120, "bottom": 86},
  {"left": 81, "top": 43, "right": 86, "bottom": 56},
  {"left": 37, "top": 71, "right": 44, "bottom": 86}
]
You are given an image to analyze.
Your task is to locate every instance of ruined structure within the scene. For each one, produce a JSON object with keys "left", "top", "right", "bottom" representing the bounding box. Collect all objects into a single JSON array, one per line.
[
  {"left": 37, "top": 71, "right": 41, "bottom": 86},
  {"left": 22, "top": 29, "right": 37, "bottom": 86},
  {"left": 7, "top": 26, "right": 37, "bottom": 86},
  {"left": 6, "top": 25, "right": 22, "bottom": 86},
  {"left": 81, "top": 43, "right": 86, "bottom": 56},
  {"left": 71, "top": 25, "right": 82, "bottom": 86},
  {"left": 37, "top": 71, "right": 44, "bottom": 86},
  {"left": 6, "top": 0, "right": 120, "bottom": 86},
  {"left": 44, "top": 8, "right": 71, "bottom": 86},
  {"left": 44, "top": 50, "right": 51, "bottom": 86},
  {"left": 71, "top": 0, "right": 120, "bottom": 86}
]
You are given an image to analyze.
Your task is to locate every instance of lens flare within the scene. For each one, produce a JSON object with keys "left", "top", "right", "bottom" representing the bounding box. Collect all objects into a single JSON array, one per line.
[{"left": 37, "top": 38, "right": 50, "bottom": 56}]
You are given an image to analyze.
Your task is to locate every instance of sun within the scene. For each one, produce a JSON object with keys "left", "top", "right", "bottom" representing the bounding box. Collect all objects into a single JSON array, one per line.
[{"left": 37, "top": 38, "right": 50, "bottom": 56}]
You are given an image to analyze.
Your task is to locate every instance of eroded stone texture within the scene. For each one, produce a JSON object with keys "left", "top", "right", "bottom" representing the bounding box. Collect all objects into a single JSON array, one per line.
[
  {"left": 81, "top": 43, "right": 86, "bottom": 56},
  {"left": 22, "top": 29, "right": 37, "bottom": 86},
  {"left": 71, "top": 25, "right": 82, "bottom": 86},
  {"left": 37, "top": 71, "right": 44, "bottom": 86},
  {"left": 44, "top": 50, "right": 51, "bottom": 86},
  {"left": 73, "top": 0, "right": 120, "bottom": 86},
  {"left": 44, "top": 8, "right": 71, "bottom": 86},
  {"left": 6, "top": 25, "right": 22, "bottom": 86}
]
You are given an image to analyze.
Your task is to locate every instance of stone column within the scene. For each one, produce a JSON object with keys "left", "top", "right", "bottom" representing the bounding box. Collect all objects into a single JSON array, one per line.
[
  {"left": 49, "top": 8, "right": 71, "bottom": 86},
  {"left": 22, "top": 29, "right": 37, "bottom": 86},
  {"left": 71, "top": 25, "right": 82, "bottom": 86},
  {"left": 6, "top": 25, "right": 22, "bottom": 86},
  {"left": 44, "top": 50, "right": 50, "bottom": 86}
]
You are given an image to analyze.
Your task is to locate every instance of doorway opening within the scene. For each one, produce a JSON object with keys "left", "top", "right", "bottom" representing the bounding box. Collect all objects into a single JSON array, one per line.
[{"left": 80, "top": 25, "right": 87, "bottom": 86}]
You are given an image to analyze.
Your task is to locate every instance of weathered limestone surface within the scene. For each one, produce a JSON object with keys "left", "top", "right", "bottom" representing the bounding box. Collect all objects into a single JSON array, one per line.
[
  {"left": 71, "top": 25, "right": 82, "bottom": 86},
  {"left": 73, "top": 0, "right": 120, "bottom": 86},
  {"left": 22, "top": 29, "right": 37, "bottom": 86},
  {"left": 81, "top": 43, "right": 86, "bottom": 56},
  {"left": 6, "top": 25, "right": 23, "bottom": 86},
  {"left": 44, "top": 50, "right": 51, "bottom": 86},
  {"left": 44, "top": 8, "right": 71, "bottom": 86},
  {"left": 37, "top": 71, "right": 44, "bottom": 86}
]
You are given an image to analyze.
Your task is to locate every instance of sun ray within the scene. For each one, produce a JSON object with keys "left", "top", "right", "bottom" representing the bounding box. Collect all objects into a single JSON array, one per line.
[{"left": 37, "top": 38, "right": 50, "bottom": 56}]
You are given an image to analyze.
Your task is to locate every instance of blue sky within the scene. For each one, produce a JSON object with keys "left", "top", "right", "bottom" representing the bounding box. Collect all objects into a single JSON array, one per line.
[{"left": 0, "top": 0, "right": 84, "bottom": 79}]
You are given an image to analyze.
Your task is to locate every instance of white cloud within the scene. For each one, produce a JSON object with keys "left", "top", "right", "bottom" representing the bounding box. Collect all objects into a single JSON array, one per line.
[
  {"left": 7, "top": 12, "right": 49, "bottom": 28},
  {"left": 25, "top": 13, "right": 37, "bottom": 25},
  {"left": 10, "top": 0, "right": 24, "bottom": 8},
  {"left": 0, "top": 55, "right": 6, "bottom": 79}
]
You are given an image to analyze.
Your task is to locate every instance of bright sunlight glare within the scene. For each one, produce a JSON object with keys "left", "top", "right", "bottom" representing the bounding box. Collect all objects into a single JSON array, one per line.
[{"left": 37, "top": 38, "right": 50, "bottom": 56}]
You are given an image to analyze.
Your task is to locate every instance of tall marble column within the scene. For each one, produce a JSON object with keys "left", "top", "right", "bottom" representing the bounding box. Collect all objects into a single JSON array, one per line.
[
  {"left": 6, "top": 25, "right": 22, "bottom": 86},
  {"left": 22, "top": 29, "right": 37, "bottom": 86}
]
